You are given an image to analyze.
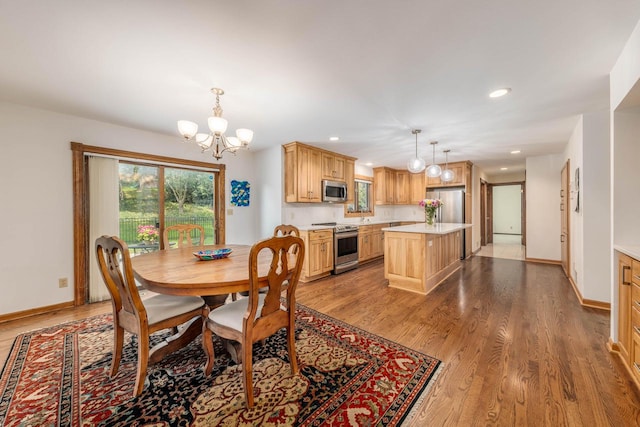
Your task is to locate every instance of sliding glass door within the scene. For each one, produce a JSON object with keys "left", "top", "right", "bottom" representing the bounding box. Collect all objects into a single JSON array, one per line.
[{"left": 118, "top": 162, "right": 217, "bottom": 253}]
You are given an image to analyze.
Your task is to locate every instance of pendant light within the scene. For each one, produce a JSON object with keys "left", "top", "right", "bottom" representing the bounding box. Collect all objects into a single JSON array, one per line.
[
  {"left": 407, "top": 129, "right": 426, "bottom": 173},
  {"left": 441, "top": 149, "right": 455, "bottom": 182},
  {"left": 426, "top": 141, "right": 442, "bottom": 178}
]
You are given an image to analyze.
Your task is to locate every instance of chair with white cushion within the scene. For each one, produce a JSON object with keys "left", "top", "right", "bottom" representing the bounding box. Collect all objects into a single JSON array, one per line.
[
  {"left": 202, "top": 234, "right": 305, "bottom": 408},
  {"left": 95, "top": 235, "right": 206, "bottom": 396}
]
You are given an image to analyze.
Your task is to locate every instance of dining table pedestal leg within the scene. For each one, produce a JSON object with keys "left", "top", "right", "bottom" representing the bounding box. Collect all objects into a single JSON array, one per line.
[{"left": 148, "top": 316, "right": 203, "bottom": 364}]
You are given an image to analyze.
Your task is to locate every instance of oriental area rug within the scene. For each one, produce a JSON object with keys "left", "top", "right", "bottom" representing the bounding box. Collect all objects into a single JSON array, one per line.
[{"left": 0, "top": 305, "right": 442, "bottom": 426}]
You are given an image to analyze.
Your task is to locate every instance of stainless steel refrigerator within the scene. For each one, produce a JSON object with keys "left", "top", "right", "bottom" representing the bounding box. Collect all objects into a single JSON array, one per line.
[{"left": 426, "top": 187, "right": 465, "bottom": 259}]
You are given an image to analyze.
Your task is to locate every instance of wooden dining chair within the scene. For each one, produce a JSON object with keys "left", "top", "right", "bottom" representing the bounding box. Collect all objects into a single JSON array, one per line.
[
  {"left": 163, "top": 224, "right": 205, "bottom": 249},
  {"left": 95, "top": 235, "right": 206, "bottom": 396},
  {"left": 202, "top": 234, "right": 305, "bottom": 408},
  {"left": 273, "top": 224, "right": 300, "bottom": 238}
]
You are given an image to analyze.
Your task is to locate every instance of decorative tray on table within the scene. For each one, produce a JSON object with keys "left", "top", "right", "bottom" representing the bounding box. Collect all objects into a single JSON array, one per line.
[{"left": 193, "top": 248, "right": 233, "bottom": 261}]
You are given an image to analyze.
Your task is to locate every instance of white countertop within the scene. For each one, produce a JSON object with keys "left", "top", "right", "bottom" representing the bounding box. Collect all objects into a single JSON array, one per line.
[
  {"left": 297, "top": 225, "right": 336, "bottom": 231},
  {"left": 614, "top": 245, "right": 640, "bottom": 260},
  {"left": 381, "top": 222, "right": 472, "bottom": 235},
  {"left": 297, "top": 220, "right": 414, "bottom": 231}
]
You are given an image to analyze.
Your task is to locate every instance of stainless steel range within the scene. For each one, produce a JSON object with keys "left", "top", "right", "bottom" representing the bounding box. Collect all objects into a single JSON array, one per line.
[{"left": 311, "top": 222, "right": 359, "bottom": 274}]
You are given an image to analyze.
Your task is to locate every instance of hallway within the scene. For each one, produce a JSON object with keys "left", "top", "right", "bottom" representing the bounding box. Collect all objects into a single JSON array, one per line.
[{"left": 475, "top": 233, "right": 525, "bottom": 261}]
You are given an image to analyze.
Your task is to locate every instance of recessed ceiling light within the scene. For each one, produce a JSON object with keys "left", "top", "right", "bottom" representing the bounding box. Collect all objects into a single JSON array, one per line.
[
  {"left": 510, "top": 150, "right": 521, "bottom": 154},
  {"left": 489, "top": 88, "right": 511, "bottom": 98},
  {"left": 329, "top": 136, "right": 339, "bottom": 141},
  {"left": 365, "top": 162, "right": 373, "bottom": 166},
  {"left": 500, "top": 167, "right": 508, "bottom": 171}
]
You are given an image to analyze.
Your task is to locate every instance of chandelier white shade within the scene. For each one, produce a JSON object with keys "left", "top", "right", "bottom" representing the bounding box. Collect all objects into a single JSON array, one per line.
[
  {"left": 426, "top": 141, "right": 442, "bottom": 178},
  {"left": 177, "top": 88, "right": 253, "bottom": 160},
  {"left": 441, "top": 149, "right": 455, "bottom": 182},
  {"left": 407, "top": 129, "right": 426, "bottom": 173}
]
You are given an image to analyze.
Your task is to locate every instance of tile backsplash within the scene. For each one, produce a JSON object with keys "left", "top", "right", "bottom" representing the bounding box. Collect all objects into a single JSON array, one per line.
[{"left": 282, "top": 204, "right": 424, "bottom": 226}]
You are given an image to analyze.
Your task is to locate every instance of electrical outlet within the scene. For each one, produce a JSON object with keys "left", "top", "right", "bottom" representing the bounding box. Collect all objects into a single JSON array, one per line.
[
  {"left": 227, "top": 208, "right": 233, "bottom": 216},
  {"left": 58, "top": 277, "right": 68, "bottom": 288}
]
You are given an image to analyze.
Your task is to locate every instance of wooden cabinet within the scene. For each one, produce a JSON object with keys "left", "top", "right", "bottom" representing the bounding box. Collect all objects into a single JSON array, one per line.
[
  {"left": 284, "top": 142, "right": 322, "bottom": 203},
  {"left": 358, "top": 226, "right": 372, "bottom": 261},
  {"left": 631, "top": 259, "right": 640, "bottom": 382},
  {"left": 345, "top": 159, "right": 355, "bottom": 203},
  {"left": 371, "top": 224, "right": 385, "bottom": 258},
  {"left": 394, "top": 171, "right": 409, "bottom": 204},
  {"left": 426, "top": 161, "right": 469, "bottom": 188},
  {"left": 358, "top": 223, "right": 387, "bottom": 262},
  {"left": 409, "top": 172, "right": 426, "bottom": 204},
  {"left": 619, "top": 254, "right": 632, "bottom": 363},
  {"left": 300, "top": 229, "right": 334, "bottom": 282},
  {"left": 615, "top": 251, "right": 640, "bottom": 385},
  {"left": 283, "top": 142, "right": 355, "bottom": 203},
  {"left": 374, "top": 167, "right": 396, "bottom": 205},
  {"left": 322, "top": 153, "right": 346, "bottom": 181}
]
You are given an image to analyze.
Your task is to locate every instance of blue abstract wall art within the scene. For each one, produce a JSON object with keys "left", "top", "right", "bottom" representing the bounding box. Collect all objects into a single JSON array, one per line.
[{"left": 230, "top": 180, "right": 250, "bottom": 206}]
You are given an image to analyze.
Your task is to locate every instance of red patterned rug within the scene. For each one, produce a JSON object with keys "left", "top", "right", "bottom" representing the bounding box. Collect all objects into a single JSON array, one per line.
[{"left": 0, "top": 305, "right": 441, "bottom": 426}]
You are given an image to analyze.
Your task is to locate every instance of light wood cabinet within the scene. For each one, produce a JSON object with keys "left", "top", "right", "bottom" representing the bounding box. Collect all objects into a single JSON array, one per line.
[
  {"left": 385, "top": 229, "right": 462, "bottom": 295},
  {"left": 374, "top": 167, "right": 396, "bottom": 205},
  {"left": 322, "top": 153, "right": 346, "bottom": 181},
  {"left": 371, "top": 224, "right": 385, "bottom": 258},
  {"left": 426, "top": 161, "right": 469, "bottom": 188},
  {"left": 358, "top": 223, "right": 386, "bottom": 262},
  {"left": 283, "top": 142, "right": 355, "bottom": 204},
  {"left": 409, "top": 172, "right": 426, "bottom": 204},
  {"left": 615, "top": 251, "right": 640, "bottom": 385},
  {"left": 394, "top": 171, "right": 409, "bottom": 204},
  {"left": 358, "top": 226, "right": 372, "bottom": 261},
  {"left": 300, "top": 229, "right": 333, "bottom": 282},
  {"left": 631, "top": 259, "right": 640, "bottom": 382},
  {"left": 618, "top": 254, "right": 631, "bottom": 365},
  {"left": 345, "top": 159, "right": 355, "bottom": 203}
]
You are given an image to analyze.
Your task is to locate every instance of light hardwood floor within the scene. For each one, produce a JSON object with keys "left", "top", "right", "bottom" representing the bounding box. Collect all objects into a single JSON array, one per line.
[
  {"left": 476, "top": 233, "right": 526, "bottom": 261},
  {"left": 2, "top": 257, "right": 639, "bottom": 425}
]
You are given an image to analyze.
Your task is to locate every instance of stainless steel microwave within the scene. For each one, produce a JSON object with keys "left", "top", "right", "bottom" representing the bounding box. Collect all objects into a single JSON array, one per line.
[{"left": 322, "top": 180, "right": 348, "bottom": 203}]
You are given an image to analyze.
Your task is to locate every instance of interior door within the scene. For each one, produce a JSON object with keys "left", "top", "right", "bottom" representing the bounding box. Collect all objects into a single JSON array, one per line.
[{"left": 560, "top": 160, "right": 570, "bottom": 277}]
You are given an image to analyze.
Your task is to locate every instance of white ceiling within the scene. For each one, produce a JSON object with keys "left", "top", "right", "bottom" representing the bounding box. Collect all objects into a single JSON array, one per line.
[{"left": 1, "top": 1, "right": 639, "bottom": 175}]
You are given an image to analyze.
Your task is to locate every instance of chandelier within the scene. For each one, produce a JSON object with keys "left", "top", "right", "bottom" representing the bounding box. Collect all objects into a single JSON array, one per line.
[
  {"left": 426, "top": 141, "right": 442, "bottom": 178},
  {"left": 177, "top": 88, "right": 254, "bottom": 160},
  {"left": 407, "top": 129, "right": 426, "bottom": 173}
]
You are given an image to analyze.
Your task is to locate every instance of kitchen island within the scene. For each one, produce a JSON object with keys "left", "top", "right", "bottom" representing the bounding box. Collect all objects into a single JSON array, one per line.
[{"left": 381, "top": 223, "right": 472, "bottom": 295}]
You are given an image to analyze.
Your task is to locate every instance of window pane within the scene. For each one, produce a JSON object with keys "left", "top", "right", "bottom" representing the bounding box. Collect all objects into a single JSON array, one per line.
[
  {"left": 164, "top": 168, "right": 216, "bottom": 245},
  {"left": 118, "top": 163, "right": 160, "bottom": 253}
]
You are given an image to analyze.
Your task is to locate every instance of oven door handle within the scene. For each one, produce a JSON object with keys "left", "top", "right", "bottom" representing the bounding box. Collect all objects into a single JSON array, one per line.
[{"left": 335, "top": 230, "right": 359, "bottom": 239}]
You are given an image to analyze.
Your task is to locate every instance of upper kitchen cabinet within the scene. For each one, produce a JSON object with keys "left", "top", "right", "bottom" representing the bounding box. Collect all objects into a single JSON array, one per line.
[
  {"left": 394, "top": 171, "right": 409, "bottom": 204},
  {"left": 426, "top": 161, "right": 472, "bottom": 189},
  {"left": 283, "top": 142, "right": 356, "bottom": 203},
  {"left": 322, "top": 152, "right": 346, "bottom": 181},
  {"left": 345, "top": 159, "right": 355, "bottom": 203},
  {"left": 374, "top": 167, "right": 396, "bottom": 205},
  {"left": 409, "top": 171, "right": 426, "bottom": 204}
]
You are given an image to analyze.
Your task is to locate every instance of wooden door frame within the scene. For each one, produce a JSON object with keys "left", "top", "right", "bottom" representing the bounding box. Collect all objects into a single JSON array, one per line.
[
  {"left": 480, "top": 179, "right": 489, "bottom": 246},
  {"left": 71, "top": 142, "right": 226, "bottom": 306}
]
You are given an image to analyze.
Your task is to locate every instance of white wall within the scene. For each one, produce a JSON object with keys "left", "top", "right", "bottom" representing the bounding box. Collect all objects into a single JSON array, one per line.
[
  {"left": 525, "top": 154, "right": 564, "bottom": 260},
  {"left": 492, "top": 185, "right": 522, "bottom": 234},
  {"left": 0, "top": 101, "right": 261, "bottom": 315},
  {"left": 610, "top": 19, "right": 640, "bottom": 344},
  {"left": 582, "top": 111, "right": 611, "bottom": 302},
  {"left": 254, "top": 145, "right": 283, "bottom": 240},
  {"left": 486, "top": 172, "right": 526, "bottom": 184},
  {"left": 611, "top": 20, "right": 640, "bottom": 111},
  {"left": 563, "top": 112, "right": 611, "bottom": 303}
]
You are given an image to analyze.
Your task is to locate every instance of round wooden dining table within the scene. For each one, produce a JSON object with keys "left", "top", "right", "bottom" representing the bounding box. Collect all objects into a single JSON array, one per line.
[
  {"left": 131, "top": 243, "right": 272, "bottom": 363},
  {"left": 131, "top": 244, "right": 274, "bottom": 303}
]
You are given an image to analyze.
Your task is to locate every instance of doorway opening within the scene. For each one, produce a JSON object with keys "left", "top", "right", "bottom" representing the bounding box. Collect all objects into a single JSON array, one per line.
[{"left": 477, "top": 181, "right": 526, "bottom": 261}]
